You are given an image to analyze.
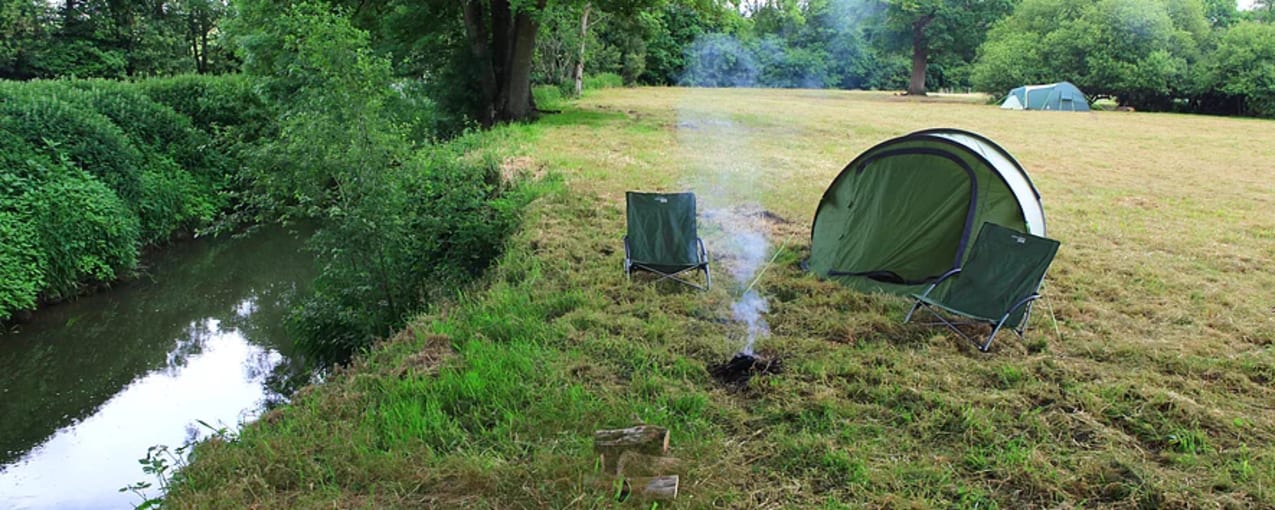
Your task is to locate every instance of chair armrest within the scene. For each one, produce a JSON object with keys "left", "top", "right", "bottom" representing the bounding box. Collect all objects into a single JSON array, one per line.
[
  {"left": 917, "top": 267, "right": 962, "bottom": 299},
  {"left": 1004, "top": 293, "right": 1041, "bottom": 317}
]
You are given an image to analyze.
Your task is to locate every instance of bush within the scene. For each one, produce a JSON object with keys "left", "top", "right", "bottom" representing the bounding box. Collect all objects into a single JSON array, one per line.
[
  {"left": 0, "top": 82, "right": 146, "bottom": 206},
  {"left": 0, "top": 129, "right": 58, "bottom": 202},
  {"left": 7, "top": 80, "right": 227, "bottom": 242},
  {"left": 22, "top": 168, "right": 140, "bottom": 301},
  {"left": 0, "top": 210, "right": 45, "bottom": 317},
  {"left": 138, "top": 74, "right": 274, "bottom": 141},
  {"left": 584, "top": 72, "right": 624, "bottom": 90},
  {"left": 533, "top": 84, "right": 565, "bottom": 110},
  {"left": 60, "top": 79, "right": 229, "bottom": 181},
  {"left": 137, "top": 166, "right": 220, "bottom": 244}
]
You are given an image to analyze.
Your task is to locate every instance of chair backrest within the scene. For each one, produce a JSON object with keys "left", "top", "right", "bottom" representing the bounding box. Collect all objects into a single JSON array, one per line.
[
  {"left": 935, "top": 222, "right": 1060, "bottom": 327},
  {"left": 626, "top": 191, "right": 700, "bottom": 266}
]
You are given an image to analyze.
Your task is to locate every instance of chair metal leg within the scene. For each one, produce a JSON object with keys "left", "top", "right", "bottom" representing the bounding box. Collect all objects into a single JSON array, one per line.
[
  {"left": 980, "top": 294, "right": 1041, "bottom": 352},
  {"left": 904, "top": 299, "right": 923, "bottom": 324}
]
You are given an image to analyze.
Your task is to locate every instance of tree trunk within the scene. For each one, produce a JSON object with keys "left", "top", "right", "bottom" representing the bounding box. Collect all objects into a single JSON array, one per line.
[
  {"left": 462, "top": 0, "right": 546, "bottom": 125},
  {"left": 907, "top": 15, "right": 934, "bottom": 96},
  {"left": 495, "top": 0, "right": 544, "bottom": 121},
  {"left": 462, "top": 0, "right": 498, "bottom": 127},
  {"left": 573, "top": 3, "right": 591, "bottom": 97}
]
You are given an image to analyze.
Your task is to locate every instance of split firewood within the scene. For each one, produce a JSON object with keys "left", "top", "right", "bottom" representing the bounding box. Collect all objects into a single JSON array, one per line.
[
  {"left": 616, "top": 450, "right": 682, "bottom": 478},
  {"left": 621, "top": 475, "right": 679, "bottom": 501},
  {"left": 593, "top": 425, "right": 669, "bottom": 473}
]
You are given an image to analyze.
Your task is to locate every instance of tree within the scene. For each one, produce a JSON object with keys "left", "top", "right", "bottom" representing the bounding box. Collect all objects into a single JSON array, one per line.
[
  {"left": 181, "top": 0, "right": 228, "bottom": 73},
  {"left": 972, "top": 0, "right": 1210, "bottom": 109},
  {"left": 1207, "top": 21, "right": 1275, "bottom": 116},
  {"left": 0, "top": 0, "right": 54, "bottom": 79},
  {"left": 883, "top": 0, "right": 1013, "bottom": 95}
]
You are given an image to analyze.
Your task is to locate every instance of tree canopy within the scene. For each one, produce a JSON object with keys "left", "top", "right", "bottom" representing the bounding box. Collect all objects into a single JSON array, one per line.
[{"left": 4, "top": 0, "right": 1275, "bottom": 121}]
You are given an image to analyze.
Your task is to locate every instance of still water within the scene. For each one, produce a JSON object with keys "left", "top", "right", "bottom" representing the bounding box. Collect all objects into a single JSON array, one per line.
[{"left": 0, "top": 226, "right": 315, "bottom": 509}]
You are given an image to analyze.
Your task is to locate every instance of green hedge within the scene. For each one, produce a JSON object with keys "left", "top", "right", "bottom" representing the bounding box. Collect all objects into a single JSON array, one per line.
[
  {"left": 62, "top": 79, "right": 229, "bottom": 182},
  {"left": 138, "top": 74, "right": 274, "bottom": 140},
  {"left": 0, "top": 82, "right": 146, "bottom": 206},
  {"left": 0, "top": 76, "right": 266, "bottom": 319},
  {"left": 0, "top": 210, "right": 45, "bottom": 314},
  {"left": 20, "top": 167, "right": 141, "bottom": 302},
  {"left": 11, "top": 80, "right": 229, "bottom": 242}
]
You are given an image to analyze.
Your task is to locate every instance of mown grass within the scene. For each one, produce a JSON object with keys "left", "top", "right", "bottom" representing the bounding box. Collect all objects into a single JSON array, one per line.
[{"left": 168, "top": 88, "right": 1275, "bottom": 508}]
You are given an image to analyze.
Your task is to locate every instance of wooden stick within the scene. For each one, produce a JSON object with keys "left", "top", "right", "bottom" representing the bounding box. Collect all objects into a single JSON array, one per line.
[
  {"left": 594, "top": 425, "right": 670, "bottom": 474},
  {"left": 616, "top": 451, "right": 682, "bottom": 478},
  {"left": 623, "top": 475, "right": 679, "bottom": 501}
]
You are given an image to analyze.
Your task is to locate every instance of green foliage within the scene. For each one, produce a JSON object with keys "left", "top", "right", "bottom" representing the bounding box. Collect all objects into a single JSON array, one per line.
[
  {"left": 22, "top": 168, "right": 141, "bottom": 301},
  {"left": 584, "top": 72, "right": 624, "bottom": 90},
  {"left": 60, "top": 79, "right": 228, "bottom": 181},
  {"left": 0, "top": 0, "right": 235, "bottom": 80},
  {"left": 138, "top": 74, "right": 274, "bottom": 138},
  {"left": 0, "top": 82, "right": 146, "bottom": 206},
  {"left": 229, "top": 1, "right": 533, "bottom": 360},
  {"left": 972, "top": 0, "right": 1218, "bottom": 111},
  {"left": 2, "top": 79, "right": 231, "bottom": 243},
  {"left": 1205, "top": 21, "right": 1275, "bottom": 117},
  {"left": 0, "top": 76, "right": 260, "bottom": 319},
  {"left": 0, "top": 210, "right": 45, "bottom": 316}
]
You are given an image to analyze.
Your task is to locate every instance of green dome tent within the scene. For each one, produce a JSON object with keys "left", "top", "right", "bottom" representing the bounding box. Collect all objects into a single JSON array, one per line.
[
  {"left": 1000, "top": 82, "right": 1090, "bottom": 111},
  {"left": 807, "top": 128, "right": 1046, "bottom": 296}
]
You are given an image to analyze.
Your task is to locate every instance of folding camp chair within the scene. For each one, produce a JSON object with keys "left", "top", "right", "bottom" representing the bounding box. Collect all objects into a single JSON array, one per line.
[
  {"left": 904, "top": 222, "right": 1060, "bottom": 352},
  {"left": 623, "top": 191, "right": 710, "bottom": 290}
]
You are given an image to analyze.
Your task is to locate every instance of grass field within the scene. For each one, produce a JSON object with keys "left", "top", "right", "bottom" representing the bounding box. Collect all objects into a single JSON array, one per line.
[{"left": 168, "top": 88, "right": 1275, "bottom": 508}]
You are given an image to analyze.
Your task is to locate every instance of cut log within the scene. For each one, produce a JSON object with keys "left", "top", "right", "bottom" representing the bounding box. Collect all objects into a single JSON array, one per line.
[
  {"left": 593, "top": 425, "right": 669, "bottom": 453},
  {"left": 616, "top": 451, "right": 682, "bottom": 478},
  {"left": 622, "top": 475, "right": 679, "bottom": 501},
  {"left": 593, "top": 425, "right": 669, "bottom": 473}
]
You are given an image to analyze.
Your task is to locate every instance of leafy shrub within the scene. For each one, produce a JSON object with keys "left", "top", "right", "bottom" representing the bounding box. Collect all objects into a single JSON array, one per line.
[
  {"left": 60, "top": 79, "right": 229, "bottom": 181},
  {"left": 7, "top": 80, "right": 227, "bottom": 242},
  {"left": 0, "top": 82, "right": 146, "bottom": 206},
  {"left": 22, "top": 168, "right": 140, "bottom": 301},
  {"left": 138, "top": 74, "right": 274, "bottom": 141},
  {"left": 0, "top": 129, "right": 58, "bottom": 202},
  {"left": 137, "top": 166, "right": 220, "bottom": 244},
  {"left": 241, "top": 2, "right": 533, "bottom": 361},
  {"left": 288, "top": 144, "right": 531, "bottom": 362},
  {"left": 584, "top": 72, "right": 624, "bottom": 90},
  {"left": 0, "top": 210, "right": 45, "bottom": 317},
  {"left": 533, "top": 84, "right": 565, "bottom": 111}
]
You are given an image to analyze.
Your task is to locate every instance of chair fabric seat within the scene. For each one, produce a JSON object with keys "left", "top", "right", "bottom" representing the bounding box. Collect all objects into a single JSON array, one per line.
[{"left": 624, "top": 191, "right": 710, "bottom": 290}]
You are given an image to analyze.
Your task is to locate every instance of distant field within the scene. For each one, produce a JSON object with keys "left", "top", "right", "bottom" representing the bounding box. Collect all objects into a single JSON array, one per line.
[{"left": 170, "top": 88, "right": 1275, "bottom": 508}]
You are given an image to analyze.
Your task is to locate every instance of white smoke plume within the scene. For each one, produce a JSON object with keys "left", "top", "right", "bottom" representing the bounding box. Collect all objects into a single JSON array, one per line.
[{"left": 677, "top": 41, "right": 775, "bottom": 356}]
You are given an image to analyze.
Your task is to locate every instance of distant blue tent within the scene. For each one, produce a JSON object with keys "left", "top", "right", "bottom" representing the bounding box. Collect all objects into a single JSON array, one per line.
[{"left": 1001, "top": 82, "right": 1090, "bottom": 112}]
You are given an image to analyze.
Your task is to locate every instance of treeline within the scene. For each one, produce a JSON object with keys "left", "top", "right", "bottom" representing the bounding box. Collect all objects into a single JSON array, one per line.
[
  {"left": 0, "top": 75, "right": 262, "bottom": 318},
  {"left": 530, "top": 0, "right": 1275, "bottom": 116},
  {"left": 974, "top": 0, "right": 1275, "bottom": 116},
  {"left": 0, "top": 0, "right": 234, "bottom": 79},
  {"left": 6, "top": 1, "right": 1275, "bottom": 117}
]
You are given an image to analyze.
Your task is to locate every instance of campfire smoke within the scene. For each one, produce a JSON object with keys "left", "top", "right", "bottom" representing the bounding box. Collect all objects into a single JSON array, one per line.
[
  {"left": 677, "top": 40, "right": 776, "bottom": 359},
  {"left": 732, "top": 290, "right": 769, "bottom": 356}
]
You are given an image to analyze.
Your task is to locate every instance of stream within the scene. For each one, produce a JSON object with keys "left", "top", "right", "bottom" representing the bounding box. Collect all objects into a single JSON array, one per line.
[{"left": 0, "top": 225, "right": 316, "bottom": 509}]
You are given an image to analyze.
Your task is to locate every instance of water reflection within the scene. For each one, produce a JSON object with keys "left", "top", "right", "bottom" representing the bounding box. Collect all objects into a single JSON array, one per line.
[{"left": 0, "top": 226, "right": 315, "bottom": 509}]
